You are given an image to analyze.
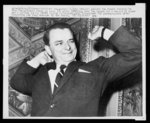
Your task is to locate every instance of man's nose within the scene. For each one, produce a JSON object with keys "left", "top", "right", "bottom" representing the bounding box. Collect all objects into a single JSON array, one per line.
[{"left": 64, "top": 42, "right": 71, "bottom": 50}]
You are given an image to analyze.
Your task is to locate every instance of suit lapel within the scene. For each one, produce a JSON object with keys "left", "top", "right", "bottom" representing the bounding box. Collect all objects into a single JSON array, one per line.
[
  {"left": 35, "top": 64, "right": 54, "bottom": 98},
  {"left": 53, "top": 61, "right": 83, "bottom": 96}
]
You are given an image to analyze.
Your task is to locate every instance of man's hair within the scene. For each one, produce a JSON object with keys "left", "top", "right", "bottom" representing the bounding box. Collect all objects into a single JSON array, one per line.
[{"left": 43, "top": 22, "right": 74, "bottom": 45}]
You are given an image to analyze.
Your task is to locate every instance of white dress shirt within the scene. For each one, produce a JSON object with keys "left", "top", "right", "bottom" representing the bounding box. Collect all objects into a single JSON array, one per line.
[{"left": 48, "top": 66, "right": 66, "bottom": 94}]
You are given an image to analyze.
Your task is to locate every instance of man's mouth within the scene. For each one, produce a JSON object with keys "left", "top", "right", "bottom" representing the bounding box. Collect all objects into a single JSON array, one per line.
[{"left": 64, "top": 51, "right": 72, "bottom": 54}]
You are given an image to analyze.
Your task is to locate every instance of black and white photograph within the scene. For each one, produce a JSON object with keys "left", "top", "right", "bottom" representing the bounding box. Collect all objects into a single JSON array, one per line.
[{"left": 3, "top": 4, "right": 146, "bottom": 120}]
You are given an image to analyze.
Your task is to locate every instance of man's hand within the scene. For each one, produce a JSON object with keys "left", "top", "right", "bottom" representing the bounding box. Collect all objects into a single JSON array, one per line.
[
  {"left": 27, "top": 51, "right": 54, "bottom": 68},
  {"left": 88, "top": 26, "right": 104, "bottom": 40}
]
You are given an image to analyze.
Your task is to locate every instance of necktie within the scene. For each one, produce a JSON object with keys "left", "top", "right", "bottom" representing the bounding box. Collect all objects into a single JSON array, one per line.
[{"left": 54, "top": 65, "right": 66, "bottom": 91}]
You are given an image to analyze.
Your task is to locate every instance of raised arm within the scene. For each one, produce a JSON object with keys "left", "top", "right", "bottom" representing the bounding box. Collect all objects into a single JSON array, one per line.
[
  {"left": 89, "top": 25, "right": 142, "bottom": 86},
  {"left": 10, "top": 50, "right": 53, "bottom": 96}
]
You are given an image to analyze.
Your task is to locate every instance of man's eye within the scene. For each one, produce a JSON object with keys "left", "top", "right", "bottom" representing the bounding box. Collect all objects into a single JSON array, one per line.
[
  {"left": 70, "top": 40, "right": 75, "bottom": 43},
  {"left": 55, "top": 42, "right": 62, "bottom": 46}
]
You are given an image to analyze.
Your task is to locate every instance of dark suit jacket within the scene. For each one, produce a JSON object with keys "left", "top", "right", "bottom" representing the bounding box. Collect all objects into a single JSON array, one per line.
[{"left": 10, "top": 26, "right": 142, "bottom": 116}]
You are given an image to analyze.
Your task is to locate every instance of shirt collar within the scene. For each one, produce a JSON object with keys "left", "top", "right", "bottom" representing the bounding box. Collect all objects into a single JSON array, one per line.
[{"left": 45, "top": 59, "right": 77, "bottom": 71}]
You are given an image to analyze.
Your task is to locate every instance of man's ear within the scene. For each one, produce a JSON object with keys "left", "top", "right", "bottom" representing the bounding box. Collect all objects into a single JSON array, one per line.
[{"left": 44, "top": 45, "right": 52, "bottom": 56}]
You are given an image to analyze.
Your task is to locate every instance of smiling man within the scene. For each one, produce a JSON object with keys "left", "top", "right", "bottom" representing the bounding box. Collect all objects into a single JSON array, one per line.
[
  {"left": 46, "top": 27, "right": 77, "bottom": 66},
  {"left": 10, "top": 22, "right": 142, "bottom": 116}
]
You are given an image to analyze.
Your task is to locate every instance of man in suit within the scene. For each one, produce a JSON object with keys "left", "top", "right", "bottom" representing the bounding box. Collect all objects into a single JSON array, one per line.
[{"left": 10, "top": 22, "right": 142, "bottom": 116}]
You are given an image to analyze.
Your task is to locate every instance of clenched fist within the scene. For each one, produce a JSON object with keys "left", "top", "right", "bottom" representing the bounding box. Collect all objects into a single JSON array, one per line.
[{"left": 88, "top": 26, "right": 104, "bottom": 40}]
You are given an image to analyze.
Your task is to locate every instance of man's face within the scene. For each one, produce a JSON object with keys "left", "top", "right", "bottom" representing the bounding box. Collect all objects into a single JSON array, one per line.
[{"left": 48, "top": 28, "right": 77, "bottom": 65}]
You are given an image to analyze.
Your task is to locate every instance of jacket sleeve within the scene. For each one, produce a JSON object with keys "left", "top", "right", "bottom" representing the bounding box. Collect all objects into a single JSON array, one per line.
[
  {"left": 10, "top": 59, "right": 37, "bottom": 96},
  {"left": 94, "top": 26, "right": 142, "bottom": 88}
]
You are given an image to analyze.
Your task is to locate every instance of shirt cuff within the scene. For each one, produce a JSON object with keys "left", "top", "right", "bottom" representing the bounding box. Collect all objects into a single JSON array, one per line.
[
  {"left": 27, "top": 59, "right": 39, "bottom": 68},
  {"left": 103, "top": 28, "right": 114, "bottom": 41}
]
